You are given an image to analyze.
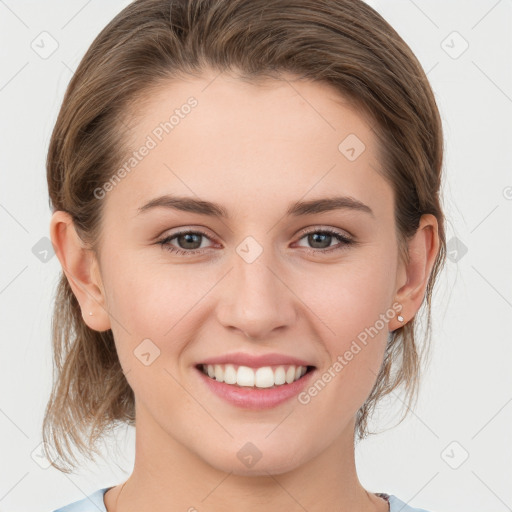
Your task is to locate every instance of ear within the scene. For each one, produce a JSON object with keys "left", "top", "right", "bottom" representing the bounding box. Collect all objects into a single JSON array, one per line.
[
  {"left": 49, "top": 210, "right": 111, "bottom": 332},
  {"left": 391, "top": 213, "right": 440, "bottom": 330}
]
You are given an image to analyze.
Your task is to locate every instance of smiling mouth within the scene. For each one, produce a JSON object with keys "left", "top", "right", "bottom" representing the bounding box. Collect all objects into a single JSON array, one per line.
[{"left": 196, "top": 363, "right": 315, "bottom": 389}]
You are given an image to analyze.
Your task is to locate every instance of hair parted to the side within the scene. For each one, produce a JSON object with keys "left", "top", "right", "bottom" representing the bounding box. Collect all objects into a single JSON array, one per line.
[{"left": 43, "top": 0, "right": 446, "bottom": 473}]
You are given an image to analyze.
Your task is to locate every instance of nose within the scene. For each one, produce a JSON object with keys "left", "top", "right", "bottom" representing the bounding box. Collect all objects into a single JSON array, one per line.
[{"left": 216, "top": 248, "right": 297, "bottom": 340}]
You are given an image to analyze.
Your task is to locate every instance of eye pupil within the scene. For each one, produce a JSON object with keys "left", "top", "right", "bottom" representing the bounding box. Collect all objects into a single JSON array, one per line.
[
  {"left": 179, "top": 233, "right": 202, "bottom": 249},
  {"left": 309, "top": 233, "right": 331, "bottom": 249}
]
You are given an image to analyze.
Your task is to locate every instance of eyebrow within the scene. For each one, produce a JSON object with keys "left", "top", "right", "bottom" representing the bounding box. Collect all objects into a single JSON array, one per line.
[{"left": 137, "top": 194, "right": 374, "bottom": 218}]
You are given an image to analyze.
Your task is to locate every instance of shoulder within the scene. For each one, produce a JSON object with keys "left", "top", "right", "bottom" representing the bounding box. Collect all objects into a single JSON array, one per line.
[
  {"left": 51, "top": 487, "right": 111, "bottom": 512},
  {"left": 51, "top": 488, "right": 435, "bottom": 512},
  {"left": 388, "top": 494, "right": 435, "bottom": 512}
]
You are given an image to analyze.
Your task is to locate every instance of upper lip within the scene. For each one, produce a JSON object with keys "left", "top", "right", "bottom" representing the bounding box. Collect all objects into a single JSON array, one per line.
[{"left": 197, "top": 352, "right": 314, "bottom": 368}]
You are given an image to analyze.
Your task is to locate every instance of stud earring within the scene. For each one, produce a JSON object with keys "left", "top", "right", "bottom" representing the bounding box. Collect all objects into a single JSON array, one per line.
[
  {"left": 89, "top": 311, "right": 93, "bottom": 316},
  {"left": 396, "top": 302, "right": 404, "bottom": 323}
]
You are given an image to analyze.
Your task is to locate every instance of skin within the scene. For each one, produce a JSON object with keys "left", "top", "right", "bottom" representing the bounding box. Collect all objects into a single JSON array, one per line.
[{"left": 50, "top": 70, "right": 439, "bottom": 512}]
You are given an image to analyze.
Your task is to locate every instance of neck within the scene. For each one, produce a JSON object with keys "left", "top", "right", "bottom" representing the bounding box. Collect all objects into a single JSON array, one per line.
[{"left": 111, "top": 405, "right": 385, "bottom": 512}]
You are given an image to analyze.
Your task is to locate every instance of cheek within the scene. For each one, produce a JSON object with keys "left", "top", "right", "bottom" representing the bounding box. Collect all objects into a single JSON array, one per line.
[
  {"left": 299, "top": 247, "right": 396, "bottom": 341},
  {"left": 296, "top": 250, "right": 395, "bottom": 405},
  {"left": 102, "top": 253, "right": 215, "bottom": 371},
  {"left": 99, "top": 253, "right": 176, "bottom": 359},
  {"left": 102, "top": 248, "right": 184, "bottom": 328},
  {"left": 102, "top": 263, "right": 195, "bottom": 402}
]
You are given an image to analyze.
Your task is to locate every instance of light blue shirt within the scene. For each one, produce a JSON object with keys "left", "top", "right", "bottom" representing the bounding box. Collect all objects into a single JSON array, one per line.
[{"left": 51, "top": 487, "right": 434, "bottom": 511}]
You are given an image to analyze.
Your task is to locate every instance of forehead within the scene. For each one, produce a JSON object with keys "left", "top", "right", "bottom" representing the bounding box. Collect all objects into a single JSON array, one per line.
[{"left": 104, "top": 72, "right": 390, "bottom": 220}]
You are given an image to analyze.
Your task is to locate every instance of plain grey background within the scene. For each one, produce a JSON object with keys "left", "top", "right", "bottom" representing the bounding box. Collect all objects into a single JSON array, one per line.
[{"left": 1, "top": 1, "right": 511, "bottom": 511}]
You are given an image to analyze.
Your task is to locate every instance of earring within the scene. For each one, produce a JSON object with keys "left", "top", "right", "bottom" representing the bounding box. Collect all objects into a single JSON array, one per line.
[
  {"left": 89, "top": 311, "right": 93, "bottom": 316},
  {"left": 396, "top": 303, "right": 404, "bottom": 323}
]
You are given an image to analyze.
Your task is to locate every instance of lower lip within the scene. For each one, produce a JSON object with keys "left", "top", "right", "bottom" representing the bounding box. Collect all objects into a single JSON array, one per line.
[{"left": 196, "top": 367, "right": 316, "bottom": 409}]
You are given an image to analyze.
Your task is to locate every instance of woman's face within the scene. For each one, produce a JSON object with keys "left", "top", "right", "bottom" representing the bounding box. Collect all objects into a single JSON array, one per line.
[{"left": 93, "top": 71, "right": 406, "bottom": 475}]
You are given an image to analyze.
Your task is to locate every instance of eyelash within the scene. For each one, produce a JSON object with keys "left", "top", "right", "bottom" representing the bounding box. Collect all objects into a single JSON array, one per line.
[{"left": 157, "top": 227, "right": 355, "bottom": 256}]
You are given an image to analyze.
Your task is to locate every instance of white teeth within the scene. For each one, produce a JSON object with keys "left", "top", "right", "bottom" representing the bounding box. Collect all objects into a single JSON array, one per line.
[
  {"left": 224, "top": 364, "right": 237, "bottom": 384},
  {"left": 274, "top": 366, "right": 286, "bottom": 385},
  {"left": 201, "top": 364, "right": 309, "bottom": 388},
  {"left": 214, "top": 364, "right": 224, "bottom": 382},
  {"left": 237, "top": 366, "right": 255, "bottom": 386},
  {"left": 255, "top": 367, "right": 274, "bottom": 388}
]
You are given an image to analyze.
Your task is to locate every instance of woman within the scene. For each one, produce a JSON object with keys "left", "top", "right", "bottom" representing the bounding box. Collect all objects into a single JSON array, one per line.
[{"left": 44, "top": 0, "right": 446, "bottom": 510}]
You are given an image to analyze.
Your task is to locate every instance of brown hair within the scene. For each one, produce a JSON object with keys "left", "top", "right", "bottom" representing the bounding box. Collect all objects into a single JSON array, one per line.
[{"left": 43, "top": 0, "right": 446, "bottom": 472}]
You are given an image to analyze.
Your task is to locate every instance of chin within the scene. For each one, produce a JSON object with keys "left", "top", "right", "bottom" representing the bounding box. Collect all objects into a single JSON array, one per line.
[{"left": 198, "top": 442, "right": 308, "bottom": 477}]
